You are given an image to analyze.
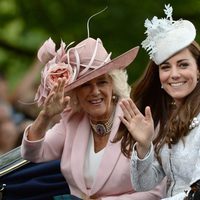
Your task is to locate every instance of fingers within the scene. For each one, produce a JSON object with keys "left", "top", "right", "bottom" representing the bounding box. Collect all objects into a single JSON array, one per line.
[
  {"left": 127, "top": 98, "right": 141, "bottom": 116},
  {"left": 120, "top": 98, "right": 141, "bottom": 120},
  {"left": 50, "top": 78, "right": 66, "bottom": 99},
  {"left": 58, "top": 77, "right": 66, "bottom": 91},
  {"left": 119, "top": 101, "right": 132, "bottom": 121},
  {"left": 120, "top": 99, "right": 134, "bottom": 119},
  {"left": 144, "top": 106, "right": 154, "bottom": 130},
  {"left": 45, "top": 91, "right": 55, "bottom": 105},
  {"left": 119, "top": 115, "right": 129, "bottom": 127},
  {"left": 145, "top": 106, "right": 152, "bottom": 121},
  {"left": 44, "top": 78, "right": 68, "bottom": 106},
  {"left": 54, "top": 77, "right": 66, "bottom": 94}
]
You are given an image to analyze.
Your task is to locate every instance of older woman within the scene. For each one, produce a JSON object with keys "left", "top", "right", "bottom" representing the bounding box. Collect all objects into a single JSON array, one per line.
[{"left": 21, "top": 37, "right": 166, "bottom": 200}]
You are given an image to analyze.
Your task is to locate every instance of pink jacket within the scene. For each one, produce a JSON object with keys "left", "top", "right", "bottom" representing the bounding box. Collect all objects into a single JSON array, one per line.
[{"left": 21, "top": 103, "right": 166, "bottom": 200}]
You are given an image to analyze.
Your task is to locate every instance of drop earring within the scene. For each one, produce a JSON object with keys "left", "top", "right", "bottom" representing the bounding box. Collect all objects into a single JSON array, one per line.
[
  {"left": 73, "top": 100, "right": 78, "bottom": 105},
  {"left": 112, "top": 95, "right": 118, "bottom": 103},
  {"left": 73, "top": 96, "right": 78, "bottom": 105}
]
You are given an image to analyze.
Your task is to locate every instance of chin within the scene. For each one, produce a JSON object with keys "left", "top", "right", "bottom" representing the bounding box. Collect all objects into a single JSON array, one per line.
[{"left": 90, "top": 112, "right": 106, "bottom": 120}]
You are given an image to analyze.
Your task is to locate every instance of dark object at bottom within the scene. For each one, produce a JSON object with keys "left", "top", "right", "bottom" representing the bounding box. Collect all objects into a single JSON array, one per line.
[
  {"left": 0, "top": 147, "right": 70, "bottom": 200},
  {"left": 53, "top": 194, "right": 82, "bottom": 200},
  {"left": 187, "top": 180, "right": 200, "bottom": 200}
]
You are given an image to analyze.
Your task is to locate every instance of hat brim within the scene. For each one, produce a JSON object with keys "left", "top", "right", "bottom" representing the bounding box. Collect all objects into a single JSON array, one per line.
[{"left": 65, "top": 46, "right": 139, "bottom": 92}]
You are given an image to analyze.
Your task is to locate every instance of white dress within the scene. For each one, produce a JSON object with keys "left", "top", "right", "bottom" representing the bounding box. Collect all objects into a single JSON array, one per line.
[{"left": 130, "top": 113, "right": 200, "bottom": 200}]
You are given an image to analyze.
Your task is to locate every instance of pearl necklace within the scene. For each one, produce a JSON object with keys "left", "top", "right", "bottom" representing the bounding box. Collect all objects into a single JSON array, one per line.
[{"left": 90, "top": 112, "right": 115, "bottom": 136}]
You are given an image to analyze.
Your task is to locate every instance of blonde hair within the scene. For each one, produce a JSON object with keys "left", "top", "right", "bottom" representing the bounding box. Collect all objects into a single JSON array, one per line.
[
  {"left": 109, "top": 69, "right": 130, "bottom": 98},
  {"left": 68, "top": 69, "right": 130, "bottom": 112}
]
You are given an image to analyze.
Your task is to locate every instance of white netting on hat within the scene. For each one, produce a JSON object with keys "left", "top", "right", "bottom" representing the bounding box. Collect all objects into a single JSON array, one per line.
[{"left": 141, "top": 4, "right": 182, "bottom": 59}]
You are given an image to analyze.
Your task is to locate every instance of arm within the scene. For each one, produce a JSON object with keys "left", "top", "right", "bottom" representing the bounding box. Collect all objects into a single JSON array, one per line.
[
  {"left": 119, "top": 98, "right": 165, "bottom": 190},
  {"left": 21, "top": 118, "right": 66, "bottom": 162},
  {"left": 161, "top": 121, "right": 200, "bottom": 200},
  {"left": 131, "top": 142, "right": 165, "bottom": 191},
  {"left": 21, "top": 78, "right": 70, "bottom": 162},
  {"left": 27, "top": 77, "right": 70, "bottom": 141}
]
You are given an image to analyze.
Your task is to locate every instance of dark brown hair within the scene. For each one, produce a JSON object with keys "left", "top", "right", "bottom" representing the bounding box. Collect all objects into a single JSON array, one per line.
[
  {"left": 112, "top": 122, "right": 135, "bottom": 158},
  {"left": 131, "top": 41, "right": 200, "bottom": 157}
]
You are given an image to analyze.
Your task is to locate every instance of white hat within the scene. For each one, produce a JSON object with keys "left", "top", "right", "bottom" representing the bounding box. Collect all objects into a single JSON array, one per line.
[{"left": 142, "top": 4, "right": 196, "bottom": 65}]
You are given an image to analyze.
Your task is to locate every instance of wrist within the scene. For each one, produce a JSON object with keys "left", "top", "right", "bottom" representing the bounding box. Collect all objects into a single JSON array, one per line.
[
  {"left": 135, "top": 142, "right": 152, "bottom": 159},
  {"left": 39, "top": 110, "right": 54, "bottom": 120}
]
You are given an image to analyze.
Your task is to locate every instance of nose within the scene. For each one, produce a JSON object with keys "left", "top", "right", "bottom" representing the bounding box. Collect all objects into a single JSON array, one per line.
[
  {"left": 170, "top": 66, "right": 180, "bottom": 80},
  {"left": 91, "top": 84, "right": 100, "bottom": 95}
]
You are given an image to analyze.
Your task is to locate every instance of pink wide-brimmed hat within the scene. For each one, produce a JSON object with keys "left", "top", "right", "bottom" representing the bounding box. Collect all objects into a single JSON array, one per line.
[{"left": 35, "top": 37, "right": 139, "bottom": 106}]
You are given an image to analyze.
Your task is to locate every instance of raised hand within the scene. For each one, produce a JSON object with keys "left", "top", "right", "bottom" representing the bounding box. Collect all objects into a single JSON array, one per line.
[
  {"left": 27, "top": 77, "right": 70, "bottom": 141},
  {"left": 42, "top": 77, "right": 70, "bottom": 118},
  {"left": 119, "top": 98, "right": 155, "bottom": 156}
]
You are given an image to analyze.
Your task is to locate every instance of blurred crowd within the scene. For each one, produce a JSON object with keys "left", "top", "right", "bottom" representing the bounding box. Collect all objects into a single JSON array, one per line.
[{"left": 0, "top": 59, "right": 42, "bottom": 155}]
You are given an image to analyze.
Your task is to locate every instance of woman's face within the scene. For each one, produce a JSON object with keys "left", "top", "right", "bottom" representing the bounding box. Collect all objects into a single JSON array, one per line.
[
  {"left": 159, "top": 48, "right": 199, "bottom": 105},
  {"left": 75, "top": 74, "right": 114, "bottom": 121}
]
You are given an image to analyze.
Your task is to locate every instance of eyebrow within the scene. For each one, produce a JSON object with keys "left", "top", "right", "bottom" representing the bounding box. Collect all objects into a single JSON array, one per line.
[{"left": 161, "top": 59, "right": 189, "bottom": 65}]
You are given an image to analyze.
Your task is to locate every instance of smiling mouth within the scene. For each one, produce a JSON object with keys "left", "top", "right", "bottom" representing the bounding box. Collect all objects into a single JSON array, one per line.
[
  {"left": 89, "top": 98, "right": 103, "bottom": 104},
  {"left": 170, "top": 82, "right": 186, "bottom": 87}
]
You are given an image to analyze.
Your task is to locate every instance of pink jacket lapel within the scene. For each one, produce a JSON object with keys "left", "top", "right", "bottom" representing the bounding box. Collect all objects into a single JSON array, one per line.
[{"left": 71, "top": 114, "right": 90, "bottom": 194}]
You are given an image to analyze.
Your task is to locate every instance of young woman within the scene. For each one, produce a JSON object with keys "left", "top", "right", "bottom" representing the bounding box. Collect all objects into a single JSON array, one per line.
[{"left": 120, "top": 4, "right": 200, "bottom": 200}]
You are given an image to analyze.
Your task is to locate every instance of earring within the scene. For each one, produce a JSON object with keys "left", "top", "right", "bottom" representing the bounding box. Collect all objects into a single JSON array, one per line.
[
  {"left": 112, "top": 95, "right": 116, "bottom": 100},
  {"left": 73, "top": 100, "right": 78, "bottom": 105},
  {"left": 161, "top": 85, "right": 164, "bottom": 89},
  {"left": 112, "top": 95, "right": 118, "bottom": 103},
  {"left": 73, "top": 96, "right": 78, "bottom": 105}
]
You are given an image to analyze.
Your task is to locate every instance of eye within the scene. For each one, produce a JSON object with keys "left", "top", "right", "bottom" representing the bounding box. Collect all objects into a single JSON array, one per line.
[
  {"left": 80, "top": 83, "right": 91, "bottom": 88},
  {"left": 159, "top": 65, "right": 170, "bottom": 71},
  {"left": 97, "top": 79, "right": 109, "bottom": 85},
  {"left": 179, "top": 62, "right": 189, "bottom": 68},
  {"left": 99, "top": 80, "right": 108, "bottom": 84}
]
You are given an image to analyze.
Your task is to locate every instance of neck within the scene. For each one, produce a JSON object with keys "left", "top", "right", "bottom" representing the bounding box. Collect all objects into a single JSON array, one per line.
[{"left": 90, "top": 109, "right": 115, "bottom": 137}]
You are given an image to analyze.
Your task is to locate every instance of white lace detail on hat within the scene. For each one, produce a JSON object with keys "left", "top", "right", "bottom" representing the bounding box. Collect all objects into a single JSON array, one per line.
[{"left": 141, "top": 4, "right": 181, "bottom": 59}]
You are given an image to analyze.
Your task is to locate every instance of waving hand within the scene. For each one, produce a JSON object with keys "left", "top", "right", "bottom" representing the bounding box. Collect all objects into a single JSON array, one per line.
[
  {"left": 42, "top": 77, "right": 70, "bottom": 118},
  {"left": 119, "top": 98, "right": 155, "bottom": 158}
]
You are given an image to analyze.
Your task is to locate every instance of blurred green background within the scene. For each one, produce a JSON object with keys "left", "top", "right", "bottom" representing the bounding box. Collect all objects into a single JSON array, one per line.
[{"left": 1, "top": 0, "right": 200, "bottom": 93}]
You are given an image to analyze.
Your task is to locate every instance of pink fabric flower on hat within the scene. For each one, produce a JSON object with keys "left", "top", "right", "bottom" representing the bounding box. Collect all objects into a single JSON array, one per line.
[
  {"left": 35, "top": 38, "right": 76, "bottom": 106},
  {"left": 45, "top": 62, "right": 74, "bottom": 89}
]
